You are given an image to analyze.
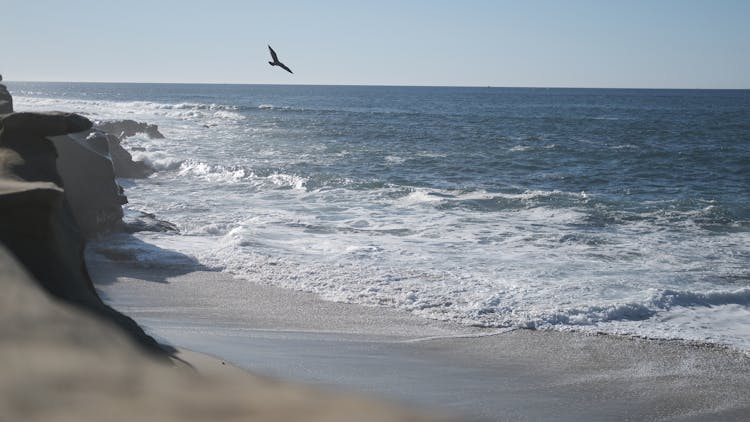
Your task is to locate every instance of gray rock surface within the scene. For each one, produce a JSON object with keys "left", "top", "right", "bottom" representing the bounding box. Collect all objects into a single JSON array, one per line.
[
  {"left": 123, "top": 210, "right": 179, "bottom": 233},
  {"left": 94, "top": 120, "right": 163, "bottom": 178},
  {"left": 96, "top": 119, "right": 164, "bottom": 139},
  {"left": 0, "top": 244, "right": 440, "bottom": 422},
  {"left": 0, "top": 83, "right": 11, "bottom": 114},
  {"left": 105, "top": 132, "right": 154, "bottom": 178},
  {"left": 50, "top": 130, "right": 127, "bottom": 235},
  {"left": 0, "top": 111, "right": 162, "bottom": 354}
]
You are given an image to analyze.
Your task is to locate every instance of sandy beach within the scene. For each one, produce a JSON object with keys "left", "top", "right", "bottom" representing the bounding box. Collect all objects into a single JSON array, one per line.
[
  {"left": 5, "top": 1, "right": 750, "bottom": 416},
  {"left": 3, "top": 77, "right": 748, "bottom": 421},
  {"left": 0, "top": 105, "right": 446, "bottom": 421},
  {"left": 87, "top": 247, "right": 750, "bottom": 421},
  {"left": 0, "top": 245, "right": 449, "bottom": 422}
]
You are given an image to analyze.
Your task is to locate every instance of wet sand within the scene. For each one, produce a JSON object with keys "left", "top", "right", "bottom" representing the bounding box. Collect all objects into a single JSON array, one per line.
[
  {"left": 87, "top": 251, "right": 750, "bottom": 421},
  {"left": 0, "top": 245, "right": 443, "bottom": 422}
]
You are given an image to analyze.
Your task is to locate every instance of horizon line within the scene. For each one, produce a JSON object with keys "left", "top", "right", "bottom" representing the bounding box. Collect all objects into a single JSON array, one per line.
[{"left": 4, "top": 80, "right": 749, "bottom": 91}]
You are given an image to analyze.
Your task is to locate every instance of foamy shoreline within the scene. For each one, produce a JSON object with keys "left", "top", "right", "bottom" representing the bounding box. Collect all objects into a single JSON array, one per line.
[
  {"left": 10, "top": 85, "right": 750, "bottom": 353},
  {"left": 3, "top": 83, "right": 749, "bottom": 420},
  {"left": 0, "top": 94, "right": 444, "bottom": 419},
  {"left": 1, "top": 247, "right": 446, "bottom": 421},
  {"left": 88, "top": 250, "right": 750, "bottom": 421}
]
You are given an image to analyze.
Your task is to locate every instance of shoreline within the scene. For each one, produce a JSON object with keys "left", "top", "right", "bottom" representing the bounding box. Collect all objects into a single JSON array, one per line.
[
  {"left": 0, "top": 102, "right": 447, "bottom": 420},
  {"left": 4, "top": 85, "right": 749, "bottom": 420},
  {"left": 0, "top": 243, "right": 446, "bottom": 421},
  {"left": 87, "top": 249, "right": 750, "bottom": 421}
]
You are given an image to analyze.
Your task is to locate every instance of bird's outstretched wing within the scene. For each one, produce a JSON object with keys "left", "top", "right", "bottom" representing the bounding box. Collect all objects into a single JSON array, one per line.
[
  {"left": 278, "top": 63, "right": 293, "bottom": 74},
  {"left": 267, "top": 45, "right": 293, "bottom": 74},
  {"left": 268, "top": 45, "right": 279, "bottom": 63}
]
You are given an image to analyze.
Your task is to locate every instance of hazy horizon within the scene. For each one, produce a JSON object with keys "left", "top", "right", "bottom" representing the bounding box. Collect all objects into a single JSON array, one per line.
[
  {"left": 3, "top": 1, "right": 749, "bottom": 89},
  {"left": 6, "top": 80, "right": 750, "bottom": 90}
]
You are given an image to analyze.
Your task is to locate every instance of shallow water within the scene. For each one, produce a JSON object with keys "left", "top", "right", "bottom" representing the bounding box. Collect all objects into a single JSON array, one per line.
[{"left": 10, "top": 82, "right": 750, "bottom": 351}]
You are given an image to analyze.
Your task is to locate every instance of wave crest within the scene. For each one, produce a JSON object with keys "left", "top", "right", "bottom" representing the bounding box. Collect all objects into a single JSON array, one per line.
[
  {"left": 503, "top": 287, "right": 750, "bottom": 329},
  {"left": 14, "top": 96, "right": 245, "bottom": 123},
  {"left": 177, "top": 159, "right": 307, "bottom": 190},
  {"left": 178, "top": 160, "right": 248, "bottom": 183}
]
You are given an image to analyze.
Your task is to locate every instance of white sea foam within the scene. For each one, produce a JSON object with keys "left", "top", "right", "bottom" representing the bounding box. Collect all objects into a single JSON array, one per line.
[
  {"left": 13, "top": 96, "right": 245, "bottom": 125},
  {"left": 130, "top": 150, "right": 183, "bottom": 171},
  {"left": 593, "top": 303, "right": 750, "bottom": 353},
  {"left": 267, "top": 173, "right": 308, "bottom": 190},
  {"left": 22, "top": 86, "right": 749, "bottom": 354},
  {"left": 174, "top": 159, "right": 308, "bottom": 190},
  {"left": 113, "top": 173, "right": 750, "bottom": 353},
  {"left": 178, "top": 160, "right": 248, "bottom": 183},
  {"left": 131, "top": 226, "right": 750, "bottom": 353},
  {"left": 398, "top": 189, "right": 445, "bottom": 204}
]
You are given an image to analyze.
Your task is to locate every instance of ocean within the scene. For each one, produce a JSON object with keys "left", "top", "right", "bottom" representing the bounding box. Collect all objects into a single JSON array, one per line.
[{"left": 9, "top": 82, "right": 750, "bottom": 352}]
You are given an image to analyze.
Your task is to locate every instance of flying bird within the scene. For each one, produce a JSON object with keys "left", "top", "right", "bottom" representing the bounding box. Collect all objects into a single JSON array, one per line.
[{"left": 267, "top": 45, "right": 293, "bottom": 74}]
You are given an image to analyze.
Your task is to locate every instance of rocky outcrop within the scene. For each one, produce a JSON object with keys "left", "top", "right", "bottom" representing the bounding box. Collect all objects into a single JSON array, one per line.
[
  {"left": 96, "top": 119, "right": 164, "bottom": 139},
  {"left": 0, "top": 83, "right": 11, "bottom": 114},
  {"left": 0, "top": 109, "right": 444, "bottom": 421},
  {"left": 123, "top": 210, "right": 179, "bottom": 233},
  {"left": 1, "top": 112, "right": 128, "bottom": 237},
  {"left": 0, "top": 242, "right": 442, "bottom": 422},
  {"left": 104, "top": 132, "right": 154, "bottom": 178},
  {"left": 50, "top": 130, "right": 128, "bottom": 235},
  {"left": 0, "top": 111, "right": 163, "bottom": 355},
  {"left": 94, "top": 120, "right": 163, "bottom": 178},
  {"left": 0, "top": 112, "right": 439, "bottom": 422},
  {"left": 0, "top": 112, "right": 90, "bottom": 183}
]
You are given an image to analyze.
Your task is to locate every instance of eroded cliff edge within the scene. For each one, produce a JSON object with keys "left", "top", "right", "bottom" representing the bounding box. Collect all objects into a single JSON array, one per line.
[
  {"left": 0, "top": 110, "right": 164, "bottom": 354},
  {"left": 0, "top": 84, "right": 441, "bottom": 421}
]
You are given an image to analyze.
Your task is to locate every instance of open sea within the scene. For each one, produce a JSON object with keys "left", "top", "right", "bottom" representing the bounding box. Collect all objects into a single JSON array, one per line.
[{"left": 9, "top": 82, "right": 750, "bottom": 352}]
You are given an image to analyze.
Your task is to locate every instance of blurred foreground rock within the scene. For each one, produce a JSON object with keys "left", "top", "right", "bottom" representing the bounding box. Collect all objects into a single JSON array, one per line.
[
  {"left": 0, "top": 105, "right": 445, "bottom": 420},
  {"left": 0, "top": 244, "right": 443, "bottom": 422},
  {"left": 0, "top": 111, "right": 162, "bottom": 353}
]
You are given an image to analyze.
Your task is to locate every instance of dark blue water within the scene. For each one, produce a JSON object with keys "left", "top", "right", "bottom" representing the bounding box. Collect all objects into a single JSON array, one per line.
[
  {"left": 13, "top": 83, "right": 749, "bottom": 212},
  {"left": 10, "top": 82, "right": 750, "bottom": 350}
]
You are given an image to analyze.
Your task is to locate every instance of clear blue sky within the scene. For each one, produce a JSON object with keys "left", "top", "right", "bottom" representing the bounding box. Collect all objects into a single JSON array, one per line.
[{"left": 2, "top": 0, "right": 749, "bottom": 88}]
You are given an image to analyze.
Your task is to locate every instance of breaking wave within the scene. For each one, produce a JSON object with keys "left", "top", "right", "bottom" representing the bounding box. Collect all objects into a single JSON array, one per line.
[
  {"left": 14, "top": 96, "right": 246, "bottom": 123},
  {"left": 177, "top": 159, "right": 308, "bottom": 189}
]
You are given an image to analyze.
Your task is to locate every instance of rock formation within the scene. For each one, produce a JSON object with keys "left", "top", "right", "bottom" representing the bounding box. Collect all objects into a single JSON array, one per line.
[
  {"left": 50, "top": 129, "right": 128, "bottom": 236},
  {"left": 0, "top": 242, "right": 441, "bottom": 421},
  {"left": 104, "top": 132, "right": 154, "bottom": 178},
  {"left": 0, "top": 111, "right": 164, "bottom": 355},
  {"left": 123, "top": 210, "right": 179, "bottom": 233},
  {"left": 94, "top": 119, "right": 164, "bottom": 178},
  {"left": 0, "top": 109, "right": 440, "bottom": 422},
  {"left": 0, "top": 88, "right": 442, "bottom": 421},
  {"left": 0, "top": 80, "right": 11, "bottom": 114},
  {"left": 96, "top": 119, "right": 164, "bottom": 139}
]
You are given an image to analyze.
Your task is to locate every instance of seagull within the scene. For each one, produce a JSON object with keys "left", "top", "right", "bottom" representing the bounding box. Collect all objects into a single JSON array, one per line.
[{"left": 267, "top": 45, "right": 293, "bottom": 74}]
